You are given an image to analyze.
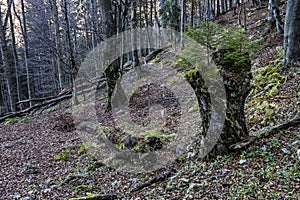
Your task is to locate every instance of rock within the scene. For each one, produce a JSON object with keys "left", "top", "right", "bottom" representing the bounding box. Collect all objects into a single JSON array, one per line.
[
  {"left": 238, "top": 159, "right": 247, "bottom": 165},
  {"left": 43, "top": 188, "right": 51, "bottom": 193},
  {"left": 124, "top": 135, "right": 138, "bottom": 149},
  {"left": 27, "top": 190, "right": 37, "bottom": 195},
  {"left": 3, "top": 143, "right": 14, "bottom": 148},
  {"left": 187, "top": 151, "right": 196, "bottom": 158},
  {"left": 281, "top": 148, "right": 290, "bottom": 154},
  {"left": 188, "top": 183, "right": 202, "bottom": 190},
  {"left": 10, "top": 194, "right": 21, "bottom": 199},
  {"left": 23, "top": 163, "right": 41, "bottom": 174},
  {"left": 21, "top": 197, "right": 31, "bottom": 200}
]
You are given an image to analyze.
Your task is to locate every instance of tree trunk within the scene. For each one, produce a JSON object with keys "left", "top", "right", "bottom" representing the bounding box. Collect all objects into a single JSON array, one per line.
[
  {"left": 210, "top": 49, "right": 252, "bottom": 154},
  {"left": 21, "top": 0, "right": 32, "bottom": 108},
  {"left": 9, "top": 3, "right": 21, "bottom": 110},
  {"left": 99, "top": 0, "right": 118, "bottom": 112},
  {"left": 50, "top": 0, "right": 63, "bottom": 91},
  {"left": 267, "top": 0, "right": 283, "bottom": 33},
  {"left": 284, "top": 0, "right": 300, "bottom": 65},
  {"left": 0, "top": 0, "right": 15, "bottom": 112},
  {"left": 99, "top": 0, "right": 116, "bottom": 40},
  {"left": 62, "top": 0, "right": 78, "bottom": 104}
]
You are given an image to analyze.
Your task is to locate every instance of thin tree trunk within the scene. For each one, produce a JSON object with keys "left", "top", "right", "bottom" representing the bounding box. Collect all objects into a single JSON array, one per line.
[
  {"left": 180, "top": 0, "right": 185, "bottom": 46},
  {"left": 50, "top": 0, "right": 63, "bottom": 91},
  {"left": 191, "top": 0, "right": 194, "bottom": 27},
  {"left": 62, "top": 0, "right": 78, "bottom": 104},
  {"left": 9, "top": 3, "right": 21, "bottom": 110},
  {"left": 267, "top": 0, "right": 283, "bottom": 33},
  {"left": 0, "top": 0, "right": 15, "bottom": 112},
  {"left": 21, "top": 0, "right": 32, "bottom": 108}
]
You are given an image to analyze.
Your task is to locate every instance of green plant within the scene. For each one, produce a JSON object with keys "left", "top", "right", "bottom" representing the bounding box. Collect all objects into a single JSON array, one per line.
[
  {"left": 54, "top": 152, "right": 69, "bottom": 161},
  {"left": 4, "top": 117, "right": 19, "bottom": 124},
  {"left": 77, "top": 143, "right": 88, "bottom": 155},
  {"left": 4, "top": 115, "right": 31, "bottom": 124}
]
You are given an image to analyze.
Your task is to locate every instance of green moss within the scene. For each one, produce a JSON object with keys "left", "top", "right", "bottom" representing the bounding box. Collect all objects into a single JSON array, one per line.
[
  {"left": 173, "top": 57, "right": 190, "bottom": 68},
  {"left": 4, "top": 115, "right": 31, "bottom": 124},
  {"left": 139, "top": 130, "right": 175, "bottom": 142},
  {"left": 19, "top": 115, "right": 31, "bottom": 123},
  {"left": 247, "top": 62, "right": 285, "bottom": 128},
  {"left": 77, "top": 143, "right": 88, "bottom": 155},
  {"left": 187, "top": 69, "right": 197, "bottom": 78},
  {"left": 54, "top": 152, "right": 69, "bottom": 161},
  {"left": 68, "top": 193, "right": 102, "bottom": 200},
  {"left": 193, "top": 102, "right": 199, "bottom": 111},
  {"left": 75, "top": 185, "right": 93, "bottom": 192},
  {"left": 4, "top": 117, "right": 19, "bottom": 124},
  {"left": 151, "top": 55, "right": 161, "bottom": 63}
]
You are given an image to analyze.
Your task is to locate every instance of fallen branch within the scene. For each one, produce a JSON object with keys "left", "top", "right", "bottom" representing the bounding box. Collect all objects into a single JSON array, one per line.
[
  {"left": 16, "top": 89, "right": 72, "bottom": 106},
  {"left": 68, "top": 194, "right": 117, "bottom": 200},
  {"left": 230, "top": 116, "right": 300, "bottom": 150},
  {"left": 143, "top": 48, "right": 164, "bottom": 63},
  {"left": 131, "top": 171, "right": 171, "bottom": 192},
  {"left": 0, "top": 93, "right": 72, "bottom": 123}
]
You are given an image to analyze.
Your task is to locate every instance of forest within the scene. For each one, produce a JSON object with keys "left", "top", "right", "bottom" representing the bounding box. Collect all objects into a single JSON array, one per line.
[{"left": 0, "top": 0, "right": 299, "bottom": 199}]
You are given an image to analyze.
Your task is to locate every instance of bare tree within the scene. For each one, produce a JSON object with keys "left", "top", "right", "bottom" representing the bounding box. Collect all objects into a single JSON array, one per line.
[
  {"left": 50, "top": 0, "right": 63, "bottom": 90},
  {"left": 0, "top": 0, "right": 15, "bottom": 112}
]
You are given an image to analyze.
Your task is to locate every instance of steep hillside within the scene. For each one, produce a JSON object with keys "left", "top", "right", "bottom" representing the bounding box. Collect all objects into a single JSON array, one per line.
[{"left": 0, "top": 2, "right": 299, "bottom": 199}]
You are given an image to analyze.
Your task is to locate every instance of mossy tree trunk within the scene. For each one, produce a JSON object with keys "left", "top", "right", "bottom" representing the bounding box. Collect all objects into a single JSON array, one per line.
[
  {"left": 186, "top": 71, "right": 211, "bottom": 136},
  {"left": 212, "top": 49, "right": 252, "bottom": 152},
  {"left": 188, "top": 48, "right": 252, "bottom": 156}
]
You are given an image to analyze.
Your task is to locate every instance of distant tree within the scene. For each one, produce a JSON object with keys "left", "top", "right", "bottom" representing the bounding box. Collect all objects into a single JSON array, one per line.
[
  {"left": 20, "top": 0, "right": 32, "bottom": 106},
  {"left": 267, "top": 0, "right": 283, "bottom": 33},
  {"left": 99, "top": 0, "right": 118, "bottom": 112},
  {"left": 0, "top": 0, "right": 15, "bottom": 112},
  {"left": 284, "top": 0, "right": 300, "bottom": 65},
  {"left": 99, "top": 0, "right": 116, "bottom": 39},
  {"left": 50, "top": 0, "right": 63, "bottom": 91},
  {"left": 159, "top": 0, "right": 180, "bottom": 30}
]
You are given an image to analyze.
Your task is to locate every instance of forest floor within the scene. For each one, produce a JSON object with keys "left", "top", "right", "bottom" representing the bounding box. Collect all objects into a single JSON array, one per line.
[{"left": 1, "top": 2, "right": 299, "bottom": 200}]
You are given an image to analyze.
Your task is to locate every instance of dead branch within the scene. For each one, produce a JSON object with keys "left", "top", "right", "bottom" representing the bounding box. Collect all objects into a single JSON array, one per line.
[
  {"left": 131, "top": 171, "right": 171, "bottom": 192},
  {"left": 230, "top": 116, "right": 300, "bottom": 150},
  {"left": 0, "top": 93, "right": 72, "bottom": 123},
  {"left": 68, "top": 194, "right": 117, "bottom": 200}
]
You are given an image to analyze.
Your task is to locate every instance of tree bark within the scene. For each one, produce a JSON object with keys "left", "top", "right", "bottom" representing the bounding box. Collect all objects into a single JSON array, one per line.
[
  {"left": 99, "top": 0, "right": 119, "bottom": 112},
  {"left": 21, "top": 0, "right": 32, "bottom": 108},
  {"left": 267, "top": 0, "right": 283, "bottom": 33},
  {"left": 0, "top": 0, "right": 15, "bottom": 112},
  {"left": 9, "top": 2, "right": 21, "bottom": 110},
  {"left": 284, "top": 0, "right": 300, "bottom": 65},
  {"left": 62, "top": 0, "right": 78, "bottom": 104},
  {"left": 210, "top": 49, "right": 252, "bottom": 154},
  {"left": 50, "top": 0, "right": 63, "bottom": 91},
  {"left": 99, "top": 0, "right": 116, "bottom": 39}
]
